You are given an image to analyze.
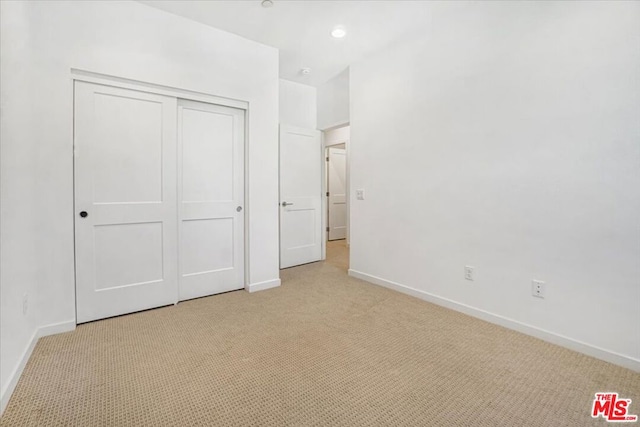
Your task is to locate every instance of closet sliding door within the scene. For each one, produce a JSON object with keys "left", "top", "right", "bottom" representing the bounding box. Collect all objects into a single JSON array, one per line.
[
  {"left": 74, "top": 81, "right": 178, "bottom": 323},
  {"left": 74, "top": 81, "right": 246, "bottom": 323},
  {"left": 177, "top": 100, "right": 245, "bottom": 301}
]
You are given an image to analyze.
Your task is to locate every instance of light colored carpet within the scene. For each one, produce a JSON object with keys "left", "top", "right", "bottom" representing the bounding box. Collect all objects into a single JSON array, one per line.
[{"left": 1, "top": 240, "right": 638, "bottom": 426}]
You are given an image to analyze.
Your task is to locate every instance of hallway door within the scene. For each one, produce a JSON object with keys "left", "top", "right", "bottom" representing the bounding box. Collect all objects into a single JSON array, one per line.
[
  {"left": 327, "top": 146, "right": 347, "bottom": 240},
  {"left": 279, "top": 125, "right": 322, "bottom": 268}
]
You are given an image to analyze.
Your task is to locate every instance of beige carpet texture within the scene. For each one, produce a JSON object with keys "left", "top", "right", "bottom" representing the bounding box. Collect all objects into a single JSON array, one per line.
[{"left": 1, "top": 241, "right": 638, "bottom": 426}]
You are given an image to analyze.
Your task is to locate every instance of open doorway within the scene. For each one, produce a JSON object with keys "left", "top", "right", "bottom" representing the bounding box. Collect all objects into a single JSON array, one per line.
[
  {"left": 326, "top": 144, "right": 347, "bottom": 241},
  {"left": 322, "top": 124, "right": 350, "bottom": 270}
]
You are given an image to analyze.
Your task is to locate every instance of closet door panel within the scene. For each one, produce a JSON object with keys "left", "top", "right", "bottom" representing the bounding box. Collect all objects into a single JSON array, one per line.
[
  {"left": 178, "top": 100, "right": 245, "bottom": 300},
  {"left": 74, "top": 81, "right": 178, "bottom": 323}
]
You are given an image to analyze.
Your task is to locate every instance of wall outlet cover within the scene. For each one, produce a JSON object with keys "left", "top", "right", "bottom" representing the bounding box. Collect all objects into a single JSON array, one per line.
[
  {"left": 532, "top": 280, "right": 545, "bottom": 298},
  {"left": 464, "top": 265, "right": 474, "bottom": 281}
]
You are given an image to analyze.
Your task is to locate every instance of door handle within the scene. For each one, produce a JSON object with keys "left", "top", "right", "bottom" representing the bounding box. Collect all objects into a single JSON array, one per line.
[
  {"left": 236, "top": 206, "right": 243, "bottom": 212},
  {"left": 281, "top": 202, "right": 294, "bottom": 207},
  {"left": 79, "top": 211, "right": 88, "bottom": 218}
]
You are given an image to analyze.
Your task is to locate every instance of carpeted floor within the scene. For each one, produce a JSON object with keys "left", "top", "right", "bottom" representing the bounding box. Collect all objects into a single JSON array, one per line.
[{"left": 1, "top": 240, "right": 638, "bottom": 426}]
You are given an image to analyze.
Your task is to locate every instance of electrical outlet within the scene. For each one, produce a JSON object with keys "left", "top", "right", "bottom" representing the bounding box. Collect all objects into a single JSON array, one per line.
[
  {"left": 464, "top": 266, "right": 474, "bottom": 281},
  {"left": 356, "top": 189, "right": 365, "bottom": 200},
  {"left": 532, "top": 280, "right": 545, "bottom": 298},
  {"left": 22, "top": 293, "right": 28, "bottom": 315}
]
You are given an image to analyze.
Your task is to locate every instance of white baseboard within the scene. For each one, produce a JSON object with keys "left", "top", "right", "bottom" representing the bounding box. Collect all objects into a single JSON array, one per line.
[
  {"left": 1, "top": 329, "right": 38, "bottom": 416},
  {"left": 348, "top": 269, "right": 640, "bottom": 372},
  {"left": 0, "top": 320, "right": 76, "bottom": 416},
  {"left": 247, "top": 278, "right": 281, "bottom": 293},
  {"left": 38, "top": 319, "right": 76, "bottom": 338}
]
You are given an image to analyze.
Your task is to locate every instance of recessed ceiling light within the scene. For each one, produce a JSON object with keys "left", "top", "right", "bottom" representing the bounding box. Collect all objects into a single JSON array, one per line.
[
  {"left": 301, "top": 68, "right": 311, "bottom": 75},
  {"left": 331, "top": 26, "right": 347, "bottom": 39},
  {"left": 261, "top": 0, "right": 274, "bottom": 8}
]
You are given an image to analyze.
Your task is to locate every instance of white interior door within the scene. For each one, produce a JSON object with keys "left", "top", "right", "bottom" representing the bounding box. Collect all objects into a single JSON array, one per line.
[
  {"left": 178, "top": 99, "right": 245, "bottom": 300},
  {"left": 327, "top": 146, "right": 347, "bottom": 240},
  {"left": 279, "top": 125, "right": 322, "bottom": 268},
  {"left": 74, "top": 81, "right": 178, "bottom": 323}
]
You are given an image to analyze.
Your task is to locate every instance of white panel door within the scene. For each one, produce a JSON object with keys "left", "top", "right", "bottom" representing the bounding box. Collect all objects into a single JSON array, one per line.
[
  {"left": 279, "top": 125, "right": 322, "bottom": 268},
  {"left": 327, "top": 147, "right": 347, "bottom": 240},
  {"left": 178, "top": 100, "right": 245, "bottom": 300},
  {"left": 74, "top": 81, "right": 178, "bottom": 323}
]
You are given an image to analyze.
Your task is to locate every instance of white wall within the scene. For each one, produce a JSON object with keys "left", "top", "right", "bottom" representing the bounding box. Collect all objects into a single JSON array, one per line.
[
  {"left": 279, "top": 79, "right": 317, "bottom": 129},
  {"left": 324, "top": 125, "right": 350, "bottom": 147},
  {"left": 317, "top": 69, "right": 349, "bottom": 130},
  {"left": 349, "top": 1, "right": 640, "bottom": 369},
  {"left": 0, "top": 0, "right": 280, "bottom": 411},
  {"left": 0, "top": 1, "right": 40, "bottom": 412}
]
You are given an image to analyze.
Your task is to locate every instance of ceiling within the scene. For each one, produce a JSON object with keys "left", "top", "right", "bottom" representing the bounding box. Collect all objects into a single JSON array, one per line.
[{"left": 139, "top": 0, "right": 433, "bottom": 87}]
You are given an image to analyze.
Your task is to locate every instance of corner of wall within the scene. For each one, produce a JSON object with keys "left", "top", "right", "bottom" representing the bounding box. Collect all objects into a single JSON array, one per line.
[
  {"left": 317, "top": 69, "right": 350, "bottom": 131},
  {"left": 0, "top": 320, "right": 75, "bottom": 416}
]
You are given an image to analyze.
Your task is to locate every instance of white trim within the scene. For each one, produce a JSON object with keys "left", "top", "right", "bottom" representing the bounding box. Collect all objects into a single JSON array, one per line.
[
  {"left": 278, "top": 123, "right": 317, "bottom": 137},
  {"left": 321, "top": 133, "right": 327, "bottom": 261},
  {"left": 70, "top": 69, "right": 248, "bottom": 110},
  {"left": 348, "top": 269, "right": 640, "bottom": 372},
  {"left": 0, "top": 320, "right": 76, "bottom": 415},
  {"left": 321, "top": 120, "right": 350, "bottom": 132},
  {"left": 38, "top": 319, "right": 76, "bottom": 338},
  {"left": 0, "top": 330, "right": 37, "bottom": 416},
  {"left": 244, "top": 107, "right": 251, "bottom": 291},
  {"left": 247, "top": 278, "right": 281, "bottom": 293}
]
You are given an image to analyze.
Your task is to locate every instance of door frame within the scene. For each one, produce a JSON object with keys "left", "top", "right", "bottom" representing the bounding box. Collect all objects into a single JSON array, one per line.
[
  {"left": 71, "top": 69, "right": 250, "bottom": 323},
  {"left": 321, "top": 123, "right": 350, "bottom": 260}
]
